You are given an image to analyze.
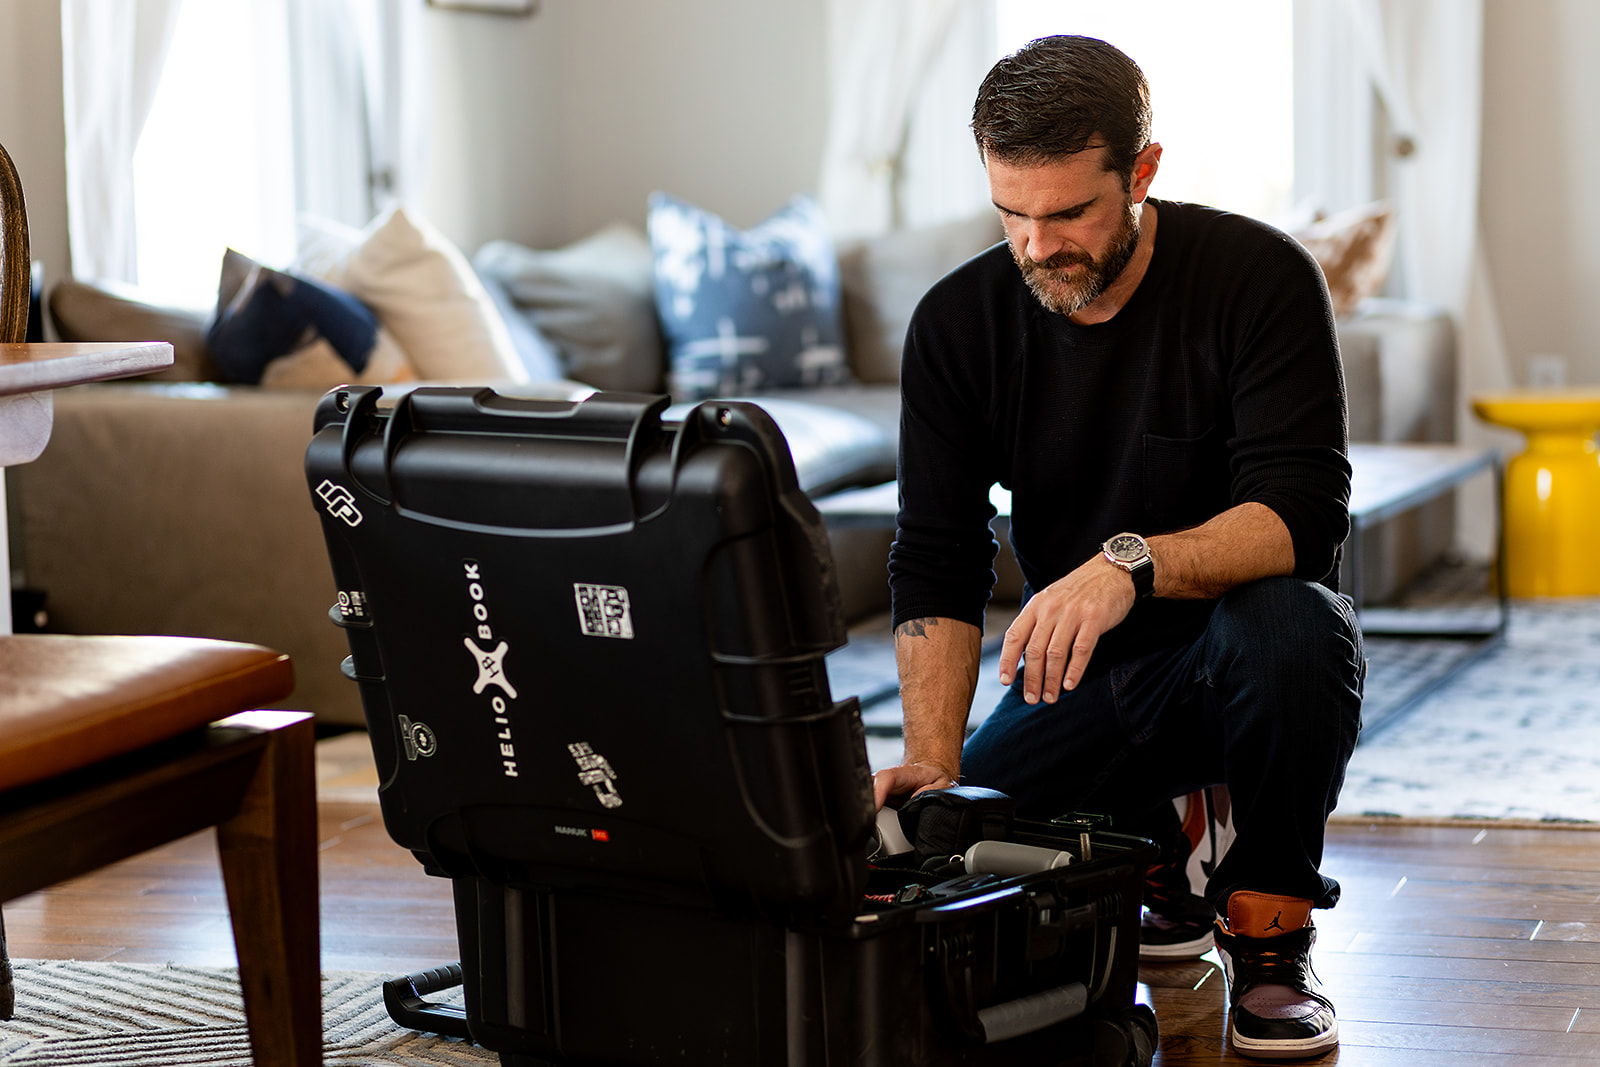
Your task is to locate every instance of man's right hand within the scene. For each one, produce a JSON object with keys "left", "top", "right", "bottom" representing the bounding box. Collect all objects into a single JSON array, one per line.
[{"left": 872, "top": 761, "right": 956, "bottom": 811}]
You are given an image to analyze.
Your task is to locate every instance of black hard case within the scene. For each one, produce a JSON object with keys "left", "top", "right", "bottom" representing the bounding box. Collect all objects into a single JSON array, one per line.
[{"left": 306, "top": 387, "right": 1155, "bottom": 1067}]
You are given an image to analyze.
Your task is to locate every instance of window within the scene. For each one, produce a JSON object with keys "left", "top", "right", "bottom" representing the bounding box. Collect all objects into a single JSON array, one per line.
[
  {"left": 132, "top": 0, "right": 296, "bottom": 305},
  {"left": 994, "top": 1, "right": 1294, "bottom": 223}
]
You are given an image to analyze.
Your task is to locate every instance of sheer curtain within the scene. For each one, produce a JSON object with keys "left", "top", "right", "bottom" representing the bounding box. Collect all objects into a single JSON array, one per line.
[
  {"left": 290, "top": 0, "right": 430, "bottom": 228},
  {"left": 287, "top": 0, "right": 370, "bottom": 227},
  {"left": 817, "top": 0, "right": 993, "bottom": 240},
  {"left": 1294, "top": 0, "right": 1513, "bottom": 553},
  {"left": 359, "top": 0, "right": 430, "bottom": 214},
  {"left": 60, "top": 0, "right": 183, "bottom": 283}
]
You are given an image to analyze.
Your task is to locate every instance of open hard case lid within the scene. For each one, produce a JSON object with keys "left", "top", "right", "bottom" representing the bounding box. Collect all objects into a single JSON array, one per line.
[{"left": 306, "top": 386, "right": 874, "bottom": 923}]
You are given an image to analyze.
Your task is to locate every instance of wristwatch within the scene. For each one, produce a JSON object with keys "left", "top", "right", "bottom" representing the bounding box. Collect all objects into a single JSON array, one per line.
[{"left": 1102, "top": 532, "right": 1154, "bottom": 598}]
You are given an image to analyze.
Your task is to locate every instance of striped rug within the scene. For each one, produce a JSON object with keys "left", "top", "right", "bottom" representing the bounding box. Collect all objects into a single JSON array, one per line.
[{"left": 0, "top": 960, "right": 494, "bottom": 1066}]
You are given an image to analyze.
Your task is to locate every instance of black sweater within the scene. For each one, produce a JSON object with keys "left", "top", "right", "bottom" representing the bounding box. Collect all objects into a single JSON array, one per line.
[{"left": 889, "top": 200, "right": 1351, "bottom": 666}]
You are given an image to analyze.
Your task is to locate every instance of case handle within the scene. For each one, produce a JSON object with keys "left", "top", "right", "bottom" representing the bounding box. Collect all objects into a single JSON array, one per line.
[
  {"left": 381, "top": 962, "right": 472, "bottom": 1040},
  {"left": 977, "top": 981, "right": 1089, "bottom": 1043}
]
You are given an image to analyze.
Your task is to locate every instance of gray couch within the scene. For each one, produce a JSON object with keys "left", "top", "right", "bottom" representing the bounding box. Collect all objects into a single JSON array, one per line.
[{"left": 10, "top": 215, "right": 1454, "bottom": 727}]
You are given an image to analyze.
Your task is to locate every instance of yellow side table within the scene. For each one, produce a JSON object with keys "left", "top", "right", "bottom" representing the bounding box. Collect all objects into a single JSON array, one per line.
[{"left": 1471, "top": 389, "right": 1600, "bottom": 596}]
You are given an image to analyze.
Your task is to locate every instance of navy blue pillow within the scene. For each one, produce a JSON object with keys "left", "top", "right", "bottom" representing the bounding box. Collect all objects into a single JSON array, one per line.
[
  {"left": 208, "top": 249, "right": 379, "bottom": 385},
  {"left": 647, "top": 193, "right": 848, "bottom": 400}
]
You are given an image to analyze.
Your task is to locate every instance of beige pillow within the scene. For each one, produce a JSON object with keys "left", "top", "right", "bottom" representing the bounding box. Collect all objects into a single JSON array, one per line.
[
  {"left": 314, "top": 206, "right": 527, "bottom": 383},
  {"left": 1292, "top": 201, "right": 1397, "bottom": 318},
  {"left": 259, "top": 331, "right": 416, "bottom": 390}
]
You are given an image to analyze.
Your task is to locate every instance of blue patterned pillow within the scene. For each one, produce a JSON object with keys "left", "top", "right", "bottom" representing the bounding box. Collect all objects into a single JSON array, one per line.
[{"left": 648, "top": 193, "right": 848, "bottom": 400}]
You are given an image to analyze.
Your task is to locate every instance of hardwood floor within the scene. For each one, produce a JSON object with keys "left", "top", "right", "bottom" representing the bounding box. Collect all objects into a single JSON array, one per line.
[
  {"left": 1149, "top": 820, "right": 1600, "bottom": 1064},
  {"left": 6, "top": 799, "right": 1600, "bottom": 1064}
]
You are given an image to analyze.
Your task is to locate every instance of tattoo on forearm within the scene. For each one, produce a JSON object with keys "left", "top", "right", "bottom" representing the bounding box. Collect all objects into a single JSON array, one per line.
[{"left": 895, "top": 617, "right": 938, "bottom": 640}]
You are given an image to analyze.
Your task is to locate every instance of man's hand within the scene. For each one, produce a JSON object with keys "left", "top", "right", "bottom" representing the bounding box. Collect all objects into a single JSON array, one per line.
[
  {"left": 872, "top": 760, "right": 956, "bottom": 811},
  {"left": 998, "top": 553, "right": 1135, "bottom": 703}
]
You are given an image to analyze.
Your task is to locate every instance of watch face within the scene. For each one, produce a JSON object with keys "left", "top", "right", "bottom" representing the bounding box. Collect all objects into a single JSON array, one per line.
[{"left": 1105, "top": 533, "right": 1147, "bottom": 562}]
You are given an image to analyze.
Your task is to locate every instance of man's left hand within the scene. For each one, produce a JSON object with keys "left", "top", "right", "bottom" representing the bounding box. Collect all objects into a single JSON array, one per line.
[{"left": 997, "top": 555, "right": 1135, "bottom": 703}]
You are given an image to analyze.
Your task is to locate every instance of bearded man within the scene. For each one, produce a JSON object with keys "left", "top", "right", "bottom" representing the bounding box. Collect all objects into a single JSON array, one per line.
[{"left": 873, "top": 35, "right": 1363, "bottom": 1061}]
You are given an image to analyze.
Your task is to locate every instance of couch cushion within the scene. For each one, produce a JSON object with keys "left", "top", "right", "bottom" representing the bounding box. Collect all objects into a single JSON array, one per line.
[
  {"left": 663, "top": 394, "right": 894, "bottom": 498},
  {"left": 48, "top": 278, "right": 220, "bottom": 382},
  {"left": 763, "top": 382, "right": 901, "bottom": 447},
  {"left": 473, "top": 224, "right": 662, "bottom": 392},
  {"left": 648, "top": 193, "right": 848, "bottom": 400},
  {"left": 837, "top": 212, "right": 1003, "bottom": 384},
  {"left": 305, "top": 206, "right": 528, "bottom": 383}
]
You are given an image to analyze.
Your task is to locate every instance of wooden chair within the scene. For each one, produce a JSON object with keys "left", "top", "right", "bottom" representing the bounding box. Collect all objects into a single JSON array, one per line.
[{"left": 0, "top": 143, "right": 323, "bottom": 1066}]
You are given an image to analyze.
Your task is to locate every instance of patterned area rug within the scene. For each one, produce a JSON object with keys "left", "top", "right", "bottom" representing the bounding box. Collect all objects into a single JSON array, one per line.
[
  {"left": 1333, "top": 596, "right": 1600, "bottom": 824},
  {"left": 830, "top": 590, "right": 1600, "bottom": 826},
  {"left": 0, "top": 960, "right": 492, "bottom": 1066}
]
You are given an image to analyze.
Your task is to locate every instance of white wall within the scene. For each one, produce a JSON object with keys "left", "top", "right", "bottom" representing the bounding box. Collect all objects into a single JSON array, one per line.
[
  {"left": 1481, "top": 0, "right": 1600, "bottom": 388},
  {"left": 419, "top": 0, "right": 830, "bottom": 253},
  {"left": 416, "top": 3, "right": 565, "bottom": 254},
  {"left": 0, "top": 1, "right": 70, "bottom": 305}
]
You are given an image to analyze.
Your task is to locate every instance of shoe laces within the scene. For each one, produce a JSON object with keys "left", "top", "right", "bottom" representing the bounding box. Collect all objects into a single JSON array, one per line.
[{"left": 1223, "top": 925, "right": 1318, "bottom": 993}]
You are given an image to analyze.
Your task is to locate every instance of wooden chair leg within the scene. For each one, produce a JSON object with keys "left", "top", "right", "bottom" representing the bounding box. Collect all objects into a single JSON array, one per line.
[
  {"left": 213, "top": 710, "right": 322, "bottom": 1067},
  {"left": 1, "top": 907, "right": 14, "bottom": 1021}
]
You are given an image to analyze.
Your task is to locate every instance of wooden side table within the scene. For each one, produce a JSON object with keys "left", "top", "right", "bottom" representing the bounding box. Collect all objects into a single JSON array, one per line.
[{"left": 1472, "top": 389, "right": 1600, "bottom": 597}]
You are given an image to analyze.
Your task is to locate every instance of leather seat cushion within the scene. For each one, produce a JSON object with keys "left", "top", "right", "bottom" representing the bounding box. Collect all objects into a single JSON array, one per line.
[{"left": 0, "top": 634, "right": 293, "bottom": 792}]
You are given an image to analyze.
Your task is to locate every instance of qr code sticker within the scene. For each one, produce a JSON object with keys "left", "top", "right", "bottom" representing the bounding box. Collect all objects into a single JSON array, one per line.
[{"left": 573, "top": 583, "right": 635, "bottom": 640}]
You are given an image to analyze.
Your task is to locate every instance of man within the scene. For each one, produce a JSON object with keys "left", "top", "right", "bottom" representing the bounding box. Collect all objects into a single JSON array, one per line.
[{"left": 873, "top": 36, "right": 1363, "bottom": 1061}]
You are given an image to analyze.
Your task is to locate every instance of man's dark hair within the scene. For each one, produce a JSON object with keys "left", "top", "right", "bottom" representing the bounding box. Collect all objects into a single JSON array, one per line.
[{"left": 972, "top": 35, "right": 1151, "bottom": 185}]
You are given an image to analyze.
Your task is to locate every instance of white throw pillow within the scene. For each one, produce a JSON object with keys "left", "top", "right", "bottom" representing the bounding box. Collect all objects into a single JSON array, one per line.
[{"left": 307, "top": 206, "right": 528, "bottom": 383}]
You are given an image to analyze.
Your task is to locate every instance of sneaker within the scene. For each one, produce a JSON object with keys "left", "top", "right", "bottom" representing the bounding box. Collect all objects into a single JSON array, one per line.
[
  {"left": 1213, "top": 891, "right": 1338, "bottom": 1060},
  {"left": 1139, "top": 788, "right": 1234, "bottom": 961},
  {"left": 1140, "top": 857, "right": 1215, "bottom": 959}
]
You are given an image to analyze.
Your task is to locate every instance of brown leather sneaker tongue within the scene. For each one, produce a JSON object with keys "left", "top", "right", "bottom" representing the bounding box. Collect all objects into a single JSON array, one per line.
[{"left": 1225, "top": 891, "right": 1313, "bottom": 937}]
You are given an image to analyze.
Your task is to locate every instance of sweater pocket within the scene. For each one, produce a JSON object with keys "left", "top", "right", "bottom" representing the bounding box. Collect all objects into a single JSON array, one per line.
[{"left": 1143, "top": 427, "right": 1231, "bottom": 529}]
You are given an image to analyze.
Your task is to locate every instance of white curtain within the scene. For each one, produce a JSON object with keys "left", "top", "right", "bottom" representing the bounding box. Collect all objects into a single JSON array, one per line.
[
  {"left": 361, "top": 0, "right": 430, "bottom": 213},
  {"left": 1295, "top": 0, "right": 1513, "bottom": 554},
  {"left": 60, "top": 0, "right": 183, "bottom": 283},
  {"left": 288, "top": 0, "right": 370, "bottom": 227},
  {"left": 818, "top": 0, "right": 993, "bottom": 240},
  {"left": 1369, "top": 1, "right": 1513, "bottom": 398},
  {"left": 288, "top": 0, "right": 429, "bottom": 229}
]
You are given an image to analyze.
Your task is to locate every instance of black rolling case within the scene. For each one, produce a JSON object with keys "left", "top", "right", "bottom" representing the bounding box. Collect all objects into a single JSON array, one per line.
[{"left": 306, "top": 386, "right": 1157, "bottom": 1067}]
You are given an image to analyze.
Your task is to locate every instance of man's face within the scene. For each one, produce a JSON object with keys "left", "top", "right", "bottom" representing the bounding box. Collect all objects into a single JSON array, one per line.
[{"left": 987, "top": 148, "right": 1151, "bottom": 317}]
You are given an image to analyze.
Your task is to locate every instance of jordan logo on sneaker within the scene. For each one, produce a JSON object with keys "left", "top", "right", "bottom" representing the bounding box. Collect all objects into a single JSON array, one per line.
[{"left": 1265, "top": 910, "right": 1285, "bottom": 933}]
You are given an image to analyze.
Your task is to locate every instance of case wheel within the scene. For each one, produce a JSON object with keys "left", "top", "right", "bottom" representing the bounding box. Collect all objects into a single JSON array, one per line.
[{"left": 1091, "top": 1004, "right": 1158, "bottom": 1067}]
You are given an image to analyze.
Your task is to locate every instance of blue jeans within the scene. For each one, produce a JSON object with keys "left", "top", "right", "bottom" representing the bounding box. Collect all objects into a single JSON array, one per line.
[{"left": 961, "top": 577, "right": 1363, "bottom": 910}]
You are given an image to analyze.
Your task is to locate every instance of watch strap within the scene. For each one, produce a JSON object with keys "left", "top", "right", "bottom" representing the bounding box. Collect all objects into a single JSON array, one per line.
[{"left": 1125, "top": 555, "right": 1154, "bottom": 598}]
